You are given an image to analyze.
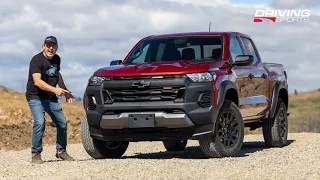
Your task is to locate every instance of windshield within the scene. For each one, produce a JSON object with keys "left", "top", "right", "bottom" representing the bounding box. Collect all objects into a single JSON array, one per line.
[{"left": 124, "top": 36, "right": 223, "bottom": 64}]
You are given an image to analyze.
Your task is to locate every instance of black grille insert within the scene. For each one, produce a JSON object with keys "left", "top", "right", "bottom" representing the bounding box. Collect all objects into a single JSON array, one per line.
[
  {"left": 111, "top": 75, "right": 183, "bottom": 80},
  {"left": 198, "top": 92, "right": 212, "bottom": 108},
  {"left": 105, "top": 86, "right": 185, "bottom": 102}
]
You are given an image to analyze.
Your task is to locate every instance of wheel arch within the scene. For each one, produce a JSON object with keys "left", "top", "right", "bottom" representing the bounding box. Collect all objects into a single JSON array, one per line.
[
  {"left": 217, "top": 80, "right": 239, "bottom": 108},
  {"left": 270, "top": 81, "right": 288, "bottom": 118}
]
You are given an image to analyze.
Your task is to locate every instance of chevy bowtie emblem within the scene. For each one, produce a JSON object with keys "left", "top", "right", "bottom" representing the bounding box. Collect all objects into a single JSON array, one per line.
[{"left": 132, "top": 80, "right": 151, "bottom": 88}]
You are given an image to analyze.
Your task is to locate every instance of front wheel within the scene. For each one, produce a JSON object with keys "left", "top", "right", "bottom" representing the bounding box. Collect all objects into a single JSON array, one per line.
[
  {"left": 198, "top": 100, "right": 244, "bottom": 158},
  {"left": 81, "top": 116, "right": 129, "bottom": 159},
  {"left": 262, "top": 98, "right": 288, "bottom": 147}
]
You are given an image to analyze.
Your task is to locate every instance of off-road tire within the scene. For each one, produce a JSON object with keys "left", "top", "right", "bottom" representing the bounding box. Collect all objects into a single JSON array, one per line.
[
  {"left": 198, "top": 100, "right": 244, "bottom": 158},
  {"left": 262, "top": 98, "right": 288, "bottom": 147},
  {"left": 81, "top": 116, "right": 129, "bottom": 159},
  {"left": 163, "top": 140, "right": 188, "bottom": 151}
]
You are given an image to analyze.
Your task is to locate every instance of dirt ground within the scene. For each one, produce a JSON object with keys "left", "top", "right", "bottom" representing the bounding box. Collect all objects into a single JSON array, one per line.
[
  {"left": 0, "top": 121, "right": 81, "bottom": 151},
  {"left": 0, "top": 133, "right": 319, "bottom": 180}
]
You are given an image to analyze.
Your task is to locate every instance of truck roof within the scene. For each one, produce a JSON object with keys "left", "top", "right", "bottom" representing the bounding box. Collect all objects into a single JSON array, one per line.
[{"left": 145, "top": 31, "right": 250, "bottom": 39}]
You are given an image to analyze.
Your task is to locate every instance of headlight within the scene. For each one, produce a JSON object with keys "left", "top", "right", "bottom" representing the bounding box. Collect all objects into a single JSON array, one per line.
[
  {"left": 185, "top": 72, "right": 216, "bottom": 82},
  {"left": 88, "top": 76, "right": 106, "bottom": 86}
]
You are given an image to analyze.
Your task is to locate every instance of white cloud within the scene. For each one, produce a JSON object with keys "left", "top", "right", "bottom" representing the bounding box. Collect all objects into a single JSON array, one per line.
[
  {"left": 0, "top": 40, "right": 36, "bottom": 55},
  {"left": 0, "top": 0, "right": 319, "bottom": 96},
  {"left": 272, "top": 0, "right": 320, "bottom": 8}
]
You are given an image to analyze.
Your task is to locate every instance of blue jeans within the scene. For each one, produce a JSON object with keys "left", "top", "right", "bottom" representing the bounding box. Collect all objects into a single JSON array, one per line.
[{"left": 28, "top": 99, "right": 67, "bottom": 153}]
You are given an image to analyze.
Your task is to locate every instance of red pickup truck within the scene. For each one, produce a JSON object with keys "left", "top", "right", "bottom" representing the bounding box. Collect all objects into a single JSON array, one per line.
[{"left": 81, "top": 32, "right": 289, "bottom": 158}]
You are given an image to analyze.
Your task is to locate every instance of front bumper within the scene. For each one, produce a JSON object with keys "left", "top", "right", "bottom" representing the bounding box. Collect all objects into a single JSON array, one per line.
[
  {"left": 100, "top": 112, "right": 194, "bottom": 129},
  {"left": 85, "top": 77, "right": 219, "bottom": 141}
]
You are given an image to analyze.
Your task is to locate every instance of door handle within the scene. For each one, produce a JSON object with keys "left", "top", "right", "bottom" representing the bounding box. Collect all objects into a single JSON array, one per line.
[
  {"left": 248, "top": 73, "right": 254, "bottom": 79},
  {"left": 261, "top": 73, "right": 267, "bottom": 79}
]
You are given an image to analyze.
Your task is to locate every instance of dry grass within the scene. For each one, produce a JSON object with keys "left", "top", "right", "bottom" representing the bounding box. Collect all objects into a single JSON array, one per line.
[
  {"left": 287, "top": 90, "right": 320, "bottom": 133},
  {"left": 0, "top": 86, "right": 85, "bottom": 126}
]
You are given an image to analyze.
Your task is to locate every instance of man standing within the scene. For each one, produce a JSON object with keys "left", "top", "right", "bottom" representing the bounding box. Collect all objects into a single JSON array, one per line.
[{"left": 26, "top": 36, "right": 74, "bottom": 164}]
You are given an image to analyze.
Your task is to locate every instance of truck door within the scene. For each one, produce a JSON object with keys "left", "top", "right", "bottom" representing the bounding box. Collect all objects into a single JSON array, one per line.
[{"left": 231, "top": 36, "right": 269, "bottom": 120}]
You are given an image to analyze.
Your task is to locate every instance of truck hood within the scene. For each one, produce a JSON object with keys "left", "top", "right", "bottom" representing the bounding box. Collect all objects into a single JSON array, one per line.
[{"left": 94, "top": 61, "right": 221, "bottom": 77}]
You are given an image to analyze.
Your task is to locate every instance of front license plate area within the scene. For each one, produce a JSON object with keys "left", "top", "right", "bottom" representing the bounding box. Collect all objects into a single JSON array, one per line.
[{"left": 128, "top": 114, "right": 155, "bottom": 128}]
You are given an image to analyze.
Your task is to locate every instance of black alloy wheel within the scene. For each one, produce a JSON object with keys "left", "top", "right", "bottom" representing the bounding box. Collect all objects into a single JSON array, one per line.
[
  {"left": 199, "top": 100, "right": 244, "bottom": 158},
  {"left": 217, "top": 111, "right": 240, "bottom": 149}
]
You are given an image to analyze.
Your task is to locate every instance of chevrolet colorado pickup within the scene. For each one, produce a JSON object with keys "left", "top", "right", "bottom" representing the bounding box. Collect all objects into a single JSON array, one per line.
[{"left": 81, "top": 32, "right": 289, "bottom": 158}]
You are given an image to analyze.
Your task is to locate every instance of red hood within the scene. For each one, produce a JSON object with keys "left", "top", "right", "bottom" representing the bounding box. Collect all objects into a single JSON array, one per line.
[{"left": 94, "top": 61, "right": 222, "bottom": 77}]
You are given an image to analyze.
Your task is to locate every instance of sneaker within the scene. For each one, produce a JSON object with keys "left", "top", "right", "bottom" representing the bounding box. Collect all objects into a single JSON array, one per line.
[
  {"left": 31, "top": 152, "right": 44, "bottom": 164},
  {"left": 55, "top": 150, "right": 74, "bottom": 161}
]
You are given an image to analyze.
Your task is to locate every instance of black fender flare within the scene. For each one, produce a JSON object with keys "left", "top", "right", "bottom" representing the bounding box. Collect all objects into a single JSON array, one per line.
[
  {"left": 217, "top": 80, "right": 239, "bottom": 109},
  {"left": 269, "top": 81, "right": 288, "bottom": 119},
  {"left": 83, "top": 92, "right": 88, "bottom": 110}
]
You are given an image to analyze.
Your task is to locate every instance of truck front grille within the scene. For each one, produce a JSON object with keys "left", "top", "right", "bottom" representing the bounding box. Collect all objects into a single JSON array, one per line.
[
  {"left": 102, "top": 75, "right": 186, "bottom": 103},
  {"left": 105, "top": 86, "right": 185, "bottom": 102}
]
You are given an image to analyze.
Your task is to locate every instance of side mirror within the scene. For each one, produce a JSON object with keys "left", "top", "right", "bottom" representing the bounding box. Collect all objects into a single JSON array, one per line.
[
  {"left": 110, "top": 60, "right": 122, "bottom": 66},
  {"left": 232, "top": 55, "right": 254, "bottom": 66}
]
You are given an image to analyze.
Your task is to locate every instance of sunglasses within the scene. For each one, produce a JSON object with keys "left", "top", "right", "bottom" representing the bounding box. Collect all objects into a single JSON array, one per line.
[{"left": 45, "top": 43, "right": 57, "bottom": 49}]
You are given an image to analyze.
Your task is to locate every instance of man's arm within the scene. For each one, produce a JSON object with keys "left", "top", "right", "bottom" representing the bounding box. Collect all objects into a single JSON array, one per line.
[
  {"left": 33, "top": 73, "right": 66, "bottom": 95},
  {"left": 58, "top": 72, "right": 67, "bottom": 90},
  {"left": 58, "top": 72, "right": 75, "bottom": 103},
  {"left": 33, "top": 73, "right": 56, "bottom": 93}
]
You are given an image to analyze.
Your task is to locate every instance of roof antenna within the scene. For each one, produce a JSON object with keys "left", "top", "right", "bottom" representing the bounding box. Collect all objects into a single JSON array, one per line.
[{"left": 209, "top": 22, "right": 211, "bottom": 32}]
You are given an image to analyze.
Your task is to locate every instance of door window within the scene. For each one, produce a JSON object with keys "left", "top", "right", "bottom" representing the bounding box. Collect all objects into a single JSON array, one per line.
[
  {"left": 241, "top": 37, "right": 259, "bottom": 64},
  {"left": 229, "top": 36, "right": 244, "bottom": 62}
]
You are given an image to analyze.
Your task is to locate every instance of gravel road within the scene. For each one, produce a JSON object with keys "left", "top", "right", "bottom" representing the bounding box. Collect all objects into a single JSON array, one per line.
[{"left": 0, "top": 133, "right": 319, "bottom": 180}]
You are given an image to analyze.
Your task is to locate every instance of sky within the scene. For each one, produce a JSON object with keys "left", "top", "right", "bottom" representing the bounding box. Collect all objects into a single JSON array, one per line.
[{"left": 0, "top": 0, "right": 319, "bottom": 98}]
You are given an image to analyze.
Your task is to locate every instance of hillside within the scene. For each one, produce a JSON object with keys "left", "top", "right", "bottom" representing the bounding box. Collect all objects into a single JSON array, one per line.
[
  {"left": 0, "top": 86, "right": 85, "bottom": 125},
  {"left": 287, "top": 90, "right": 320, "bottom": 132},
  {"left": 0, "top": 86, "right": 85, "bottom": 150},
  {"left": 0, "top": 85, "right": 319, "bottom": 150}
]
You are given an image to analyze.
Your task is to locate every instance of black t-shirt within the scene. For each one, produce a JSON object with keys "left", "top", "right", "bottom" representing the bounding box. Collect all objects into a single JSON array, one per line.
[{"left": 26, "top": 52, "right": 61, "bottom": 101}]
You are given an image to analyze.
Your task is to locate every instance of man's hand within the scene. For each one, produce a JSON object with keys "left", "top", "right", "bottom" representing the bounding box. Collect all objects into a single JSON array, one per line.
[
  {"left": 54, "top": 87, "right": 70, "bottom": 96},
  {"left": 64, "top": 91, "right": 75, "bottom": 103}
]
